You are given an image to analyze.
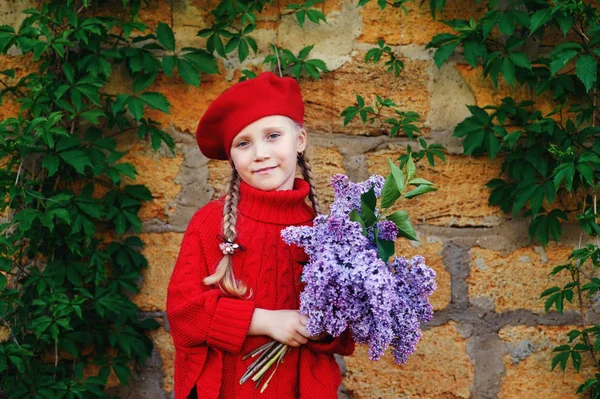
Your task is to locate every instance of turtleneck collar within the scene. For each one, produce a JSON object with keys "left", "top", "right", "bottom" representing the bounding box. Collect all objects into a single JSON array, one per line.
[{"left": 237, "top": 178, "right": 316, "bottom": 224}]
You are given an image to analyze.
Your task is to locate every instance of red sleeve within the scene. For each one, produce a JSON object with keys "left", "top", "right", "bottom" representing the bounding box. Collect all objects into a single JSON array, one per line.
[
  {"left": 305, "top": 328, "right": 355, "bottom": 356},
  {"left": 166, "top": 210, "right": 256, "bottom": 354}
]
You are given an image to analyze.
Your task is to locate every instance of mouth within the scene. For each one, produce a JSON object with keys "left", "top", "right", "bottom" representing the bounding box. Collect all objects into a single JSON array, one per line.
[{"left": 254, "top": 166, "right": 277, "bottom": 173}]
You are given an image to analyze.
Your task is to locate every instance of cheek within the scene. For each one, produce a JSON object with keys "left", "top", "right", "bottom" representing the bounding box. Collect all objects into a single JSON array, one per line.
[
  {"left": 276, "top": 141, "right": 298, "bottom": 163},
  {"left": 230, "top": 151, "right": 250, "bottom": 168}
]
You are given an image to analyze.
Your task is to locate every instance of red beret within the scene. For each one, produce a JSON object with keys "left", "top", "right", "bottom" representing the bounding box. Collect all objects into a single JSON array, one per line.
[{"left": 195, "top": 71, "right": 305, "bottom": 160}]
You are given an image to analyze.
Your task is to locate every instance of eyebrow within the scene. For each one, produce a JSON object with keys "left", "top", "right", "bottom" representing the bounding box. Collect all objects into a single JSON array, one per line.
[{"left": 233, "top": 125, "right": 287, "bottom": 142}]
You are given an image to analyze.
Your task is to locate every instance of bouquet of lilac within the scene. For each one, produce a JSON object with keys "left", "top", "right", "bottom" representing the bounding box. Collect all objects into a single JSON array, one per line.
[
  {"left": 281, "top": 173, "right": 437, "bottom": 363},
  {"left": 240, "top": 161, "right": 438, "bottom": 392}
]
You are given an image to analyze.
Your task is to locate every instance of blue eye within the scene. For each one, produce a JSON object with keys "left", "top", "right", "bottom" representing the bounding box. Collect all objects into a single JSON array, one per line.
[
  {"left": 268, "top": 132, "right": 281, "bottom": 139},
  {"left": 236, "top": 141, "right": 249, "bottom": 148}
]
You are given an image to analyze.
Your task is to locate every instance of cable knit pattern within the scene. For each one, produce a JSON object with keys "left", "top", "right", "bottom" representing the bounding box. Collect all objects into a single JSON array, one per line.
[{"left": 167, "top": 178, "right": 355, "bottom": 399}]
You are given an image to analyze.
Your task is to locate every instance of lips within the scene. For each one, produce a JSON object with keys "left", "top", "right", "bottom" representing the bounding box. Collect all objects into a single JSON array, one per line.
[{"left": 254, "top": 166, "right": 277, "bottom": 173}]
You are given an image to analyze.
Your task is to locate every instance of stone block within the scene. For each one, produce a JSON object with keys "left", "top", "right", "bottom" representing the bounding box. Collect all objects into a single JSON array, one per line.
[
  {"left": 455, "top": 63, "right": 581, "bottom": 123},
  {"left": 499, "top": 325, "right": 593, "bottom": 399},
  {"left": 344, "top": 322, "right": 474, "bottom": 398},
  {"left": 133, "top": 231, "right": 183, "bottom": 312},
  {"left": 301, "top": 51, "right": 430, "bottom": 136},
  {"left": 0, "top": 54, "right": 37, "bottom": 120},
  {"left": 144, "top": 70, "right": 233, "bottom": 136},
  {"left": 149, "top": 326, "right": 175, "bottom": 394},
  {"left": 118, "top": 142, "right": 184, "bottom": 222},
  {"left": 0, "top": 326, "right": 9, "bottom": 343},
  {"left": 467, "top": 244, "right": 576, "bottom": 313},
  {"left": 358, "top": 0, "right": 488, "bottom": 45}
]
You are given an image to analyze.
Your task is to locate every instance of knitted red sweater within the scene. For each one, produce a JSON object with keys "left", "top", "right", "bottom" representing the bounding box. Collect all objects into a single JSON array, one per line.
[{"left": 166, "top": 178, "right": 355, "bottom": 399}]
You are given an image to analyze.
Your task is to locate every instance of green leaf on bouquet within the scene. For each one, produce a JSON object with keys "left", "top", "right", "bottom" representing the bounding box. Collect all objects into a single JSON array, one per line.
[
  {"left": 387, "top": 210, "right": 418, "bottom": 241},
  {"left": 408, "top": 177, "right": 434, "bottom": 186},
  {"left": 406, "top": 156, "right": 417, "bottom": 181},
  {"left": 380, "top": 173, "right": 400, "bottom": 209},
  {"left": 349, "top": 209, "right": 367, "bottom": 236},
  {"left": 360, "top": 187, "right": 377, "bottom": 227},
  {"left": 388, "top": 158, "right": 405, "bottom": 192},
  {"left": 404, "top": 184, "right": 438, "bottom": 199},
  {"left": 375, "top": 233, "right": 395, "bottom": 263}
]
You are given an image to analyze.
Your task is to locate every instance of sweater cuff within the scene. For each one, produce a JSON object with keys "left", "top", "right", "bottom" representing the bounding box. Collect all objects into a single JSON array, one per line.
[{"left": 207, "top": 297, "right": 256, "bottom": 353}]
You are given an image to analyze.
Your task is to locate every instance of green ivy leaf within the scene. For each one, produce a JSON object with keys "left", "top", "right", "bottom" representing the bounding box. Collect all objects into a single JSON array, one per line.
[
  {"left": 433, "top": 41, "right": 458, "bottom": 69},
  {"left": 182, "top": 52, "right": 219, "bottom": 74},
  {"left": 161, "top": 55, "right": 177, "bottom": 77},
  {"left": 576, "top": 54, "right": 597, "bottom": 92},
  {"left": 156, "top": 22, "right": 175, "bottom": 51},
  {"left": 42, "top": 154, "right": 60, "bottom": 177},
  {"left": 59, "top": 149, "right": 92, "bottom": 174},
  {"left": 176, "top": 58, "right": 200, "bottom": 87},
  {"left": 553, "top": 163, "right": 575, "bottom": 192},
  {"left": 530, "top": 8, "right": 553, "bottom": 35},
  {"left": 126, "top": 96, "right": 144, "bottom": 121},
  {"left": 550, "top": 50, "right": 578, "bottom": 76},
  {"left": 501, "top": 57, "right": 515, "bottom": 87},
  {"left": 508, "top": 52, "right": 532, "bottom": 70},
  {"left": 139, "top": 92, "right": 171, "bottom": 114}
]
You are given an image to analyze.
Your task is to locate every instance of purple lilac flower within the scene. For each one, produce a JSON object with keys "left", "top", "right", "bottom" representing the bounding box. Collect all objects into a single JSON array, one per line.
[
  {"left": 367, "top": 220, "right": 399, "bottom": 243},
  {"left": 281, "top": 174, "right": 436, "bottom": 364},
  {"left": 329, "top": 173, "right": 385, "bottom": 218}
]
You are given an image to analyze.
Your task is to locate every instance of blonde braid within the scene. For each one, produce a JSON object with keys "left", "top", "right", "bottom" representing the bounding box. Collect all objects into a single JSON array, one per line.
[
  {"left": 203, "top": 167, "right": 250, "bottom": 298},
  {"left": 297, "top": 152, "right": 321, "bottom": 215}
]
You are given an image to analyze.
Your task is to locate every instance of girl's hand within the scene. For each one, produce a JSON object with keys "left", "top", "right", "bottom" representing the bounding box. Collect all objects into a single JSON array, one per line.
[
  {"left": 248, "top": 308, "right": 331, "bottom": 346},
  {"left": 264, "top": 309, "right": 314, "bottom": 347}
]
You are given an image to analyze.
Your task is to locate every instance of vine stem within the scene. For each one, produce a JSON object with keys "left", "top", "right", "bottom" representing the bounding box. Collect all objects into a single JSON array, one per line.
[
  {"left": 573, "top": 82, "right": 600, "bottom": 372},
  {"left": 0, "top": 315, "right": 21, "bottom": 348},
  {"left": 54, "top": 340, "right": 58, "bottom": 377},
  {"left": 594, "top": 193, "right": 598, "bottom": 250},
  {"left": 574, "top": 228, "right": 600, "bottom": 372},
  {"left": 15, "top": 159, "right": 23, "bottom": 186},
  {"left": 264, "top": 6, "right": 283, "bottom": 77}
]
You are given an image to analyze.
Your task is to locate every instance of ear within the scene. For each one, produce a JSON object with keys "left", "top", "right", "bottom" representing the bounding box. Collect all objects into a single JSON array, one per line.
[{"left": 297, "top": 127, "right": 307, "bottom": 153}]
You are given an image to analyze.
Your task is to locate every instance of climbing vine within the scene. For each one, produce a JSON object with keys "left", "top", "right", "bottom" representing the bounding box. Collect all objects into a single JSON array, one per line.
[
  {"left": 0, "top": 0, "right": 219, "bottom": 396},
  {"left": 13, "top": 0, "right": 597, "bottom": 396},
  {"left": 422, "top": 0, "right": 600, "bottom": 396},
  {"left": 0, "top": 0, "right": 445, "bottom": 396}
]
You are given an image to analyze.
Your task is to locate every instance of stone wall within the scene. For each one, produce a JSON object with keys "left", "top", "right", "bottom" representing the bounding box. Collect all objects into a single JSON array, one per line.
[{"left": 1, "top": 0, "right": 593, "bottom": 398}]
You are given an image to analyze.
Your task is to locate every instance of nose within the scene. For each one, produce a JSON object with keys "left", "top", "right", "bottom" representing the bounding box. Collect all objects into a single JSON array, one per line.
[{"left": 254, "top": 142, "right": 270, "bottom": 160}]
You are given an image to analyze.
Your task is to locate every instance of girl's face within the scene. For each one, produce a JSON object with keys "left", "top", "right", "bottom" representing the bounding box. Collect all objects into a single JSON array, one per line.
[{"left": 229, "top": 115, "right": 307, "bottom": 191}]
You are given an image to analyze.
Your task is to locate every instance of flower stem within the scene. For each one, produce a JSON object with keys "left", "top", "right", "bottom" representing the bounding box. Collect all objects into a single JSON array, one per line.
[
  {"left": 239, "top": 341, "right": 284, "bottom": 384},
  {"left": 252, "top": 344, "right": 288, "bottom": 382}
]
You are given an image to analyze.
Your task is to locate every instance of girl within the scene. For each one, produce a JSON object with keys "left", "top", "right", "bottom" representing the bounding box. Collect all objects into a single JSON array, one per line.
[{"left": 166, "top": 71, "right": 355, "bottom": 399}]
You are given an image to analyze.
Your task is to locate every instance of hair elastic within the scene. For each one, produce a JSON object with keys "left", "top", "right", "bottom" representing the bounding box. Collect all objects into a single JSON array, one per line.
[{"left": 217, "top": 234, "right": 246, "bottom": 255}]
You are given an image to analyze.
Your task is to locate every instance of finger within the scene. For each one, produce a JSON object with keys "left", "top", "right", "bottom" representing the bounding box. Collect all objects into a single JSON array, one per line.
[
  {"left": 297, "top": 325, "right": 311, "bottom": 340},
  {"left": 299, "top": 314, "right": 308, "bottom": 326},
  {"left": 295, "top": 334, "right": 308, "bottom": 345}
]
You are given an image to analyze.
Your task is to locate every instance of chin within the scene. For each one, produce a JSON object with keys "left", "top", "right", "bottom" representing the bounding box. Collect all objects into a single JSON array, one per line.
[{"left": 250, "top": 180, "right": 277, "bottom": 191}]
